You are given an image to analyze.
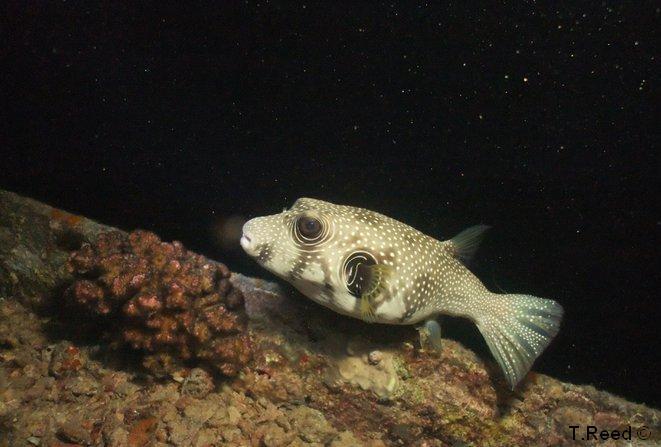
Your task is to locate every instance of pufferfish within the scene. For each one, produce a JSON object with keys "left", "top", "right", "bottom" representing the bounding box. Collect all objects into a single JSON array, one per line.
[{"left": 240, "top": 198, "right": 563, "bottom": 388}]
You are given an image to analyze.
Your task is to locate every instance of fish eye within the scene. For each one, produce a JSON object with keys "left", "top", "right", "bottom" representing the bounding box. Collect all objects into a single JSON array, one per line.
[{"left": 296, "top": 216, "right": 323, "bottom": 239}]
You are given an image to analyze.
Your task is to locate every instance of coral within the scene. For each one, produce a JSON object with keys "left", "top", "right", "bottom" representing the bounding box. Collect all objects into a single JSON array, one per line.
[{"left": 65, "top": 230, "right": 251, "bottom": 377}]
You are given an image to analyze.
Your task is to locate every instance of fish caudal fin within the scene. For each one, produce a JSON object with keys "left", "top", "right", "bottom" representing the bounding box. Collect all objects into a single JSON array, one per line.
[{"left": 474, "top": 293, "right": 563, "bottom": 389}]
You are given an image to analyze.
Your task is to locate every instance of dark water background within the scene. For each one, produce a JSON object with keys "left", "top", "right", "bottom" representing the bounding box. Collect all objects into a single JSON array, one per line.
[{"left": 3, "top": 3, "right": 659, "bottom": 407}]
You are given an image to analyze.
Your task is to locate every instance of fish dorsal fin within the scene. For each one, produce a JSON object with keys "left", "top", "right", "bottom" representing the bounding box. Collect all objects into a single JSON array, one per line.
[{"left": 450, "top": 224, "right": 491, "bottom": 263}]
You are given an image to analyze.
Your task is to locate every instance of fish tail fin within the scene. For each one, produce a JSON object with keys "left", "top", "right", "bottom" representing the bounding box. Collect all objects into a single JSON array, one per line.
[{"left": 473, "top": 292, "right": 563, "bottom": 389}]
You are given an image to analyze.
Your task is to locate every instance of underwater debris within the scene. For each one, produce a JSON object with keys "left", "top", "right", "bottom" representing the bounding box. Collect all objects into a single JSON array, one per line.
[{"left": 65, "top": 229, "right": 252, "bottom": 377}]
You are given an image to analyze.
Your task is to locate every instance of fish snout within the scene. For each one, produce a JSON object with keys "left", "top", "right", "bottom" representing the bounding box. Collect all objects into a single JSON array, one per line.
[{"left": 240, "top": 220, "right": 257, "bottom": 253}]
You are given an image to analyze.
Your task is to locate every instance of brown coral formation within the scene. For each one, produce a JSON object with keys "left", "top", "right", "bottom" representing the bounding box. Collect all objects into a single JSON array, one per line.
[{"left": 65, "top": 230, "right": 251, "bottom": 377}]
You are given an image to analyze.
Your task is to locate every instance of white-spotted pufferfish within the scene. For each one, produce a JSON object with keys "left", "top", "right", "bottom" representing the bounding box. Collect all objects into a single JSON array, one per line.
[{"left": 240, "top": 198, "right": 563, "bottom": 388}]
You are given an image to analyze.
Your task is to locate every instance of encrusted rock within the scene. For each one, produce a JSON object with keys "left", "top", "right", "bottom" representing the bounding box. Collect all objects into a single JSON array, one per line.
[
  {"left": 56, "top": 417, "right": 92, "bottom": 445},
  {"left": 368, "top": 350, "right": 383, "bottom": 365},
  {"left": 289, "top": 406, "right": 338, "bottom": 444},
  {"left": 325, "top": 339, "right": 399, "bottom": 399},
  {"left": 181, "top": 368, "right": 215, "bottom": 398},
  {"left": 47, "top": 342, "right": 85, "bottom": 378}
]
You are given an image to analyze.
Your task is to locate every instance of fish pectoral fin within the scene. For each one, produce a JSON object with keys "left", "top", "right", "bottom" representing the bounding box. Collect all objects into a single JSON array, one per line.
[
  {"left": 357, "top": 264, "right": 392, "bottom": 323},
  {"left": 360, "top": 294, "right": 376, "bottom": 322},
  {"left": 359, "top": 264, "right": 392, "bottom": 296},
  {"left": 449, "top": 224, "right": 491, "bottom": 263},
  {"left": 416, "top": 319, "right": 442, "bottom": 351}
]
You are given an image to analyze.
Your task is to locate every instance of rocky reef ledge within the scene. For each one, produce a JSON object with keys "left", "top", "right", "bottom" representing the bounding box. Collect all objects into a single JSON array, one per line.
[{"left": 0, "top": 189, "right": 658, "bottom": 447}]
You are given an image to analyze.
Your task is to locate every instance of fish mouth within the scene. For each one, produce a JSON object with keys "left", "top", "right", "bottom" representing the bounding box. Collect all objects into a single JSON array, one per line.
[
  {"left": 240, "top": 234, "right": 252, "bottom": 250},
  {"left": 240, "top": 219, "right": 256, "bottom": 254}
]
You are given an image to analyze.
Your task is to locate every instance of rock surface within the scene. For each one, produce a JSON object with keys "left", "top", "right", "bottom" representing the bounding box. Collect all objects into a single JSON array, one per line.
[{"left": 1, "top": 189, "right": 659, "bottom": 446}]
